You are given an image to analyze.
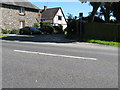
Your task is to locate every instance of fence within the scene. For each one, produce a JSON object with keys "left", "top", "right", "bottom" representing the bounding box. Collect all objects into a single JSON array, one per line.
[{"left": 76, "top": 21, "right": 120, "bottom": 42}]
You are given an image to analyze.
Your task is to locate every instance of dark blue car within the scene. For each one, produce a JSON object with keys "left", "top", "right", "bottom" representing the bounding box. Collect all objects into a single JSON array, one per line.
[{"left": 20, "top": 27, "right": 42, "bottom": 35}]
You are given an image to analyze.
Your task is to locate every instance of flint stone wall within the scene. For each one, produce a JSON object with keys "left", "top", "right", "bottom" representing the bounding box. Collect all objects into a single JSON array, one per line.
[{"left": 1, "top": 4, "right": 40, "bottom": 30}]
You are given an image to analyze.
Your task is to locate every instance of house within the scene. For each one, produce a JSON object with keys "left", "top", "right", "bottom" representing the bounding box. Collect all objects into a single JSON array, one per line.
[
  {"left": 41, "top": 6, "right": 67, "bottom": 30},
  {"left": 0, "top": 0, "right": 41, "bottom": 30}
]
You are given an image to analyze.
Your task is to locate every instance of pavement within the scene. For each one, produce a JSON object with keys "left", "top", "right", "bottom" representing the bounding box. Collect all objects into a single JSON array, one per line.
[{"left": 1, "top": 34, "right": 118, "bottom": 88}]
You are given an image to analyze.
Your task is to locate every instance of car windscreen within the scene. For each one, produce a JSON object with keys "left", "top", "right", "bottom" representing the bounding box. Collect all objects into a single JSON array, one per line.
[{"left": 30, "top": 27, "right": 38, "bottom": 31}]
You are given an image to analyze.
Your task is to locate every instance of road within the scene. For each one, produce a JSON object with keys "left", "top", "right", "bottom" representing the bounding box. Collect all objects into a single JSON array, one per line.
[{"left": 2, "top": 35, "right": 118, "bottom": 88}]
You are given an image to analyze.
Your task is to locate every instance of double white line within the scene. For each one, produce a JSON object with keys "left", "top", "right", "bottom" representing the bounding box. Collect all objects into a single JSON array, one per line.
[{"left": 14, "top": 50, "right": 97, "bottom": 61}]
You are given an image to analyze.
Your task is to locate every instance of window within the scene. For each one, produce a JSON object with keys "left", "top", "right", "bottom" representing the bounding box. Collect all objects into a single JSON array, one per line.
[
  {"left": 58, "top": 16, "right": 62, "bottom": 20},
  {"left": 20, "top": 21, "right": 25, "bottom": 28},
  {"left": 19, "top": 7, "right": 25, "bottom": 15}
]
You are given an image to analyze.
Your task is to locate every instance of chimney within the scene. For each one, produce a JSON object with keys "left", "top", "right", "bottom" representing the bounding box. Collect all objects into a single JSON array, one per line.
[{"left": 44, "top": 6, "right": 47, "bottom": 11}]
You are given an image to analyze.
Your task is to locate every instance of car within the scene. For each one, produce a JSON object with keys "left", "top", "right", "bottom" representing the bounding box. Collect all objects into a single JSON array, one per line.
[
  {"left": 20, "top": 27, "right": 42, "bottom": 35},
  {"left": 40, "top": 26, "right": 54, "bottom": 34}
]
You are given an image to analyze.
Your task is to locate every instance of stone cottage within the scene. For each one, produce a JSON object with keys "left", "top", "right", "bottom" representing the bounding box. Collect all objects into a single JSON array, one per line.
[{"left": 0, "top": 0, "right": 41, "bottom": 30}]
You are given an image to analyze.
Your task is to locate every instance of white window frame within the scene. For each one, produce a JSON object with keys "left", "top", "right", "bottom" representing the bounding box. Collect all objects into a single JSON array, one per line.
[{"left": 19, "top": 7, "right": 25, "bottom": 15}]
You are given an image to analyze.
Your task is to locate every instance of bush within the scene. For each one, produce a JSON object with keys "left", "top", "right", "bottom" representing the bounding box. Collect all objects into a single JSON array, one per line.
[
  {"left": 53, "top": 25, "right": 64, "bottom": 34},
  {"left": 40, "top": 21, "right": 51, "bottom": 27},
  {"left": 10, "top": 29, "right": 20, "bottom": 34},
  {"left": 65, "top": 19, "right": 77, "bottom": 35},
  {"left": 1, "top": 29, "right": 11, "bottom": 34},
  {"left": 1, "top": 29, "right": 20, "bottom": 34},
  {"left": 33, "top": 23, "right": 40, "bottom": 29}
]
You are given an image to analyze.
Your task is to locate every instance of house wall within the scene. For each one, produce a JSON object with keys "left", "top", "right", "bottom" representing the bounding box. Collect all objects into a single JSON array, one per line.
[
  {"left": 0, "top": 3, "right": 2, "bottom": 32},
  {"left": 1, "top": 4, "right": 40, "bottom": 30},
  {"left": 53, "top": 9, "right": 67, "bottom": 30}
]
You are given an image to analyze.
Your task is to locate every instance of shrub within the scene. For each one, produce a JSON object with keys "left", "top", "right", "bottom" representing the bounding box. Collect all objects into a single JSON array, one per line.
[
  {"left": 53, "top": 25, "right": 64, "bottom": 34},
  {"left": 33, "top": 23, "right": 40, "bottom": 29},
  {"left": 10, "top": 29, "right": 20, "bottom": 34},
  {"left": 40, "top": 21, "right": 51, "bottom": 27},
  {"left": 1, "top": 29, "right": 20, "bottom": 34},
  {"left": 65, "top": 19, "right": 77, "bottom": 35},
  {"left": 1, "top": 29, "right": 11, "bottom": 34}
]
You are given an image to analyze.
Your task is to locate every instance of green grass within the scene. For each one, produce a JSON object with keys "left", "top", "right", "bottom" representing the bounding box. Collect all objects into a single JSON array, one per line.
[
  {"left": 0, "top": 34, "right": 16, "bottom": 37},
  {"left": 65, "top": 34, "right": 120, "bottom": 47},
  {"left": 87, "top": 39, "right": 120, "bottom": 47}
]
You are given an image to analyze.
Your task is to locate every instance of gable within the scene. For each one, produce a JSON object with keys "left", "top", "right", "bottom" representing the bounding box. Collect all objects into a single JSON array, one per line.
[{"left": 54, "top": 8, "right": 67, "bottom": 22}]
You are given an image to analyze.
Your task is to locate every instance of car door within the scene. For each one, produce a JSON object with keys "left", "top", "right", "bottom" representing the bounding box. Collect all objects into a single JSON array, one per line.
[{"left": 25, "top": 27, "right": 30, "bottom": 34}]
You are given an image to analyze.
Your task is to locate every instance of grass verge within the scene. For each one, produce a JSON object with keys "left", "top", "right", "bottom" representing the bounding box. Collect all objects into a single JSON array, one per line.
[
  {"left": 65, "top": 35, "right": 120, "bottom": 47},
  {"left": 87, "top": 39, "right": 120, "bottom": 47},
  {"left": 0, "top": 34, "right": 16, "bottom": 37}
]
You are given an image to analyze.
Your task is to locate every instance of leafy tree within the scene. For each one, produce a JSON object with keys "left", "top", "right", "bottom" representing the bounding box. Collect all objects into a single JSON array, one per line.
[
  {"left": 67, "top": 13, "right": 74, "bottom": 20},
  {"left": 88, "top": 2, "right": 101, "bottom": 22},
  {"left": 98, "top": 2, "right": 113, "bottom": 23},
  {"left": 79, "top": 1, "right": 117, "bottom": 23},
  {"left": 112, "top": 2, "right": 120, "bottom": 23},
  {"left": 79, "top": 1, "right": 101, "bottom": 22}
]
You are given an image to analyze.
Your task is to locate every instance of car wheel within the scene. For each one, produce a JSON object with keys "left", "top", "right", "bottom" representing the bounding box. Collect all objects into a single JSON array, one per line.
[
  {"left": 30, "top": 31, "right": 33, "bottom": 35},
  {"left": 20, "top": 30, "right": 24, "bottom": 35}
]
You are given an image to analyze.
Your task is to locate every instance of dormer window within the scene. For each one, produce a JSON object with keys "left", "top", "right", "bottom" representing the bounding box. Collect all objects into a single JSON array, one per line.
[{"left": 19, "top": 7, "right": 25, "bottom": 15}]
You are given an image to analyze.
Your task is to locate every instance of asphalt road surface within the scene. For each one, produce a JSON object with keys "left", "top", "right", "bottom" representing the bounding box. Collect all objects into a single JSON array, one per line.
[{"left": 2, "top": 35, "right": 118, "bottom": 88}]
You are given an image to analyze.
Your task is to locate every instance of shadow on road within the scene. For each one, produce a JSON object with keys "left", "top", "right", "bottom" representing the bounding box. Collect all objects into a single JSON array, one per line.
[{"left": 2, "top": 34, "right": 76, "bottom": 43}]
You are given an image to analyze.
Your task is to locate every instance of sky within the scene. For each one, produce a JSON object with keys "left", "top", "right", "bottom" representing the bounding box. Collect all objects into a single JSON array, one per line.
[{"left": 28, "top": 0, "right": 93, "bottom": 18}]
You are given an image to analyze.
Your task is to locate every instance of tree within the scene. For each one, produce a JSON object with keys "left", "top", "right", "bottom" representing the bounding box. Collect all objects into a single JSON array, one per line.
[
  {"left": 79, "top": 1, "right": 115, "bottom": 23},
  {"left": 112, "top": 2, "right": 120, "bottom": 23},
  {"left": 79, "top": 1, "right": 101, "bottom": 22},
  {"left": 99, "top": 2, "right": 113, "bottom": 23},
  {"left": 67, "top": 13, "right": 74, "bottom": 20},
  {"left": 88, "top": 2, "right": 101, "bottom": 22}
]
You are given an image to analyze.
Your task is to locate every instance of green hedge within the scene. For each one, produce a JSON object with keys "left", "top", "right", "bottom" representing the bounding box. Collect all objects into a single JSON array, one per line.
[{"left": 83, "top": 23, "right": 119, "bottom": 42}]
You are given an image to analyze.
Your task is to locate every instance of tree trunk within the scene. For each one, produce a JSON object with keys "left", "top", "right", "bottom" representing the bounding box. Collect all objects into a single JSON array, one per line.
[
  {"left": 105, "top": 4, "right": 111, "bottom": 23},
  {"left": 88, "top": 2, "right": 101, "bottom": 22},
  {"left": 105, "top": 8, "right": 110, "bottom": 23}
]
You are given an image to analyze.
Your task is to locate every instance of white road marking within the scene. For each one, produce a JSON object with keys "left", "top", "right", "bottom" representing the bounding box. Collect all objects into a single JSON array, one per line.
[{"left": 14, "top": 50, "right": 97, "bottom": 61}]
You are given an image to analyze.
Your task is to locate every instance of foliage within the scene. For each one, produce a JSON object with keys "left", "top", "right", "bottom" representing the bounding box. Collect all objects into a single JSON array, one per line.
[
  {"left": 10, "top": 29, "right": 20, "bottom": 34},
  {"left": 82, "top": 16, "right": 105, "bottom": 23},
  {"left": 67, "top": 13, "right": 74, "bottom": 20},
  {"left": 79, "top": 1, "right": 120, "bottom": 23},
  {"left": 1, "top": 29, "right": 20, "bottom": 34},
  {"left": 66, "top": 13, "right": 77, "bottom": 22},
  {"left": 1, "top": 29, "right": 11, "bottom": 34},
  {"left": 88, "top": 2, "right": 101, "bottom": 22},
  {"left": 112, "top": 2, "right": 120, "bottom": 23},
  {"left": 33, "top": 23, "right": 40, "bottom": 29},
  {"left": 65, "top": 19, "right": 77, "bottom": 35},
  {"left": 40, "top": 21, "right": 51, "bottom": 27},
  {"left": 53, "top": 25, "right": 63, "bottom": 34}
]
